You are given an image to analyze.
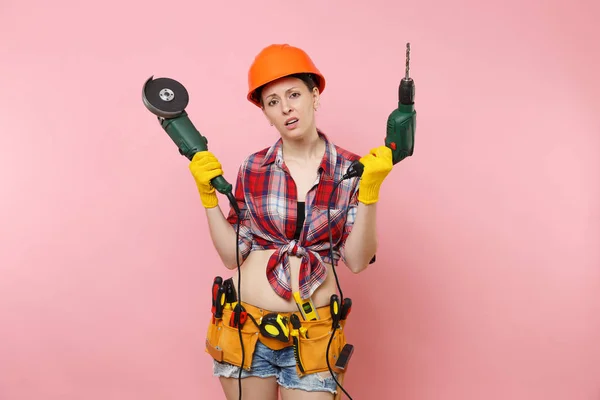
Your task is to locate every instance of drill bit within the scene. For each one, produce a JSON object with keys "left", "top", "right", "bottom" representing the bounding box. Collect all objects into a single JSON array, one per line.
[
  {"left": 405, "top": 43, "right": 411, "bottom": 80},
  {"left": 398, "top": 42, "right": 414, "bottom": 106}
]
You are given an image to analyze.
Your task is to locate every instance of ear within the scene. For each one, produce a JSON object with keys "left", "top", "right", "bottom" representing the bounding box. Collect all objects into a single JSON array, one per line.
[{"left": 312, "top": 87, "right": 320, "bottom": 110}]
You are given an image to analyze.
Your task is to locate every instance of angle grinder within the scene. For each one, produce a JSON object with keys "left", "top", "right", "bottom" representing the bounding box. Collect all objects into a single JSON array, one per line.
[{"left": 142, "top": 76, "right": 240, "bottom": 214}]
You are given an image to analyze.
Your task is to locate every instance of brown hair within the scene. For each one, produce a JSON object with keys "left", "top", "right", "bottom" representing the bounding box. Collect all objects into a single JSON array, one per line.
[{"left": 254, "top": 73, "right": 320, "bottom": 107}]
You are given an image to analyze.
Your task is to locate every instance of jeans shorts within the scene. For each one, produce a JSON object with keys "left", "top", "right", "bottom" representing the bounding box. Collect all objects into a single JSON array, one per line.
[{"left": 213, "top": 339, "right": 339, "bottom": 394}]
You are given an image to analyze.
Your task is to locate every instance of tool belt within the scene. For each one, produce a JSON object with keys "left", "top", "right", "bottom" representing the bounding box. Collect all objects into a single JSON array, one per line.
[{"left": 205, "top": 277, "right": 352, "bottom": 377}]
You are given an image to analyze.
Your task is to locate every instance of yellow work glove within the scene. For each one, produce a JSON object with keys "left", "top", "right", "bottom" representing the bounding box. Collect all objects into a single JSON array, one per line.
[
  {"left": 188, "top": 151, "right": 222, "bottom": 208},
  {"left": 357, "top": 145, "right": 393, "bottom": 205}
]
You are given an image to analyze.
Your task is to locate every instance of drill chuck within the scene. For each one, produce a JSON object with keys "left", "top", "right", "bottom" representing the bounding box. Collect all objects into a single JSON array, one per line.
[{"left": 399, "top": 78, "right": 415, "bottom": 106}]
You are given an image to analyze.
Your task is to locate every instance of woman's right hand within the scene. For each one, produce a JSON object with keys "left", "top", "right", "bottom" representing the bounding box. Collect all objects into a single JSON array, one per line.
[{"left": 189, "top": 151, "right": 223, "bottom": 208}]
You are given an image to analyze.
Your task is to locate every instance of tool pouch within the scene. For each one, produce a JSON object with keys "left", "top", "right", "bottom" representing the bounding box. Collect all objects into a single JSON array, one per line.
[
  {"left": 295, "top": 319, "right": 348, "bottom": 377},
  {"left": 205, "top": 302, "right": 351, "bottom": 376},
  {"left": 205, "top": 307, "right": 260, "bottom": 371}
]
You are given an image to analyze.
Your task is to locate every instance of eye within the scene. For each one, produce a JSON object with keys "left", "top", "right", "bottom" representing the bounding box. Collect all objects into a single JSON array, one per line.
[
  {"left": 290, "top": 92, "right": 300, "bottom": 99},
  {"left": 268, "top": 99, "right": 278, "bottom": 106}
]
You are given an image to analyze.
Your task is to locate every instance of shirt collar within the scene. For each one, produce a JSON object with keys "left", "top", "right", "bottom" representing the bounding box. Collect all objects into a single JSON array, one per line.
[{"left": 261, "top": 130, "right": 336, "bottom": 180}]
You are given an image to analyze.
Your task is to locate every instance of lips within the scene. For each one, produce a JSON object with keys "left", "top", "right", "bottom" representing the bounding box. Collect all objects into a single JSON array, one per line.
[{"left": 285, "top": 117, "right": 299, "bottom": 126}]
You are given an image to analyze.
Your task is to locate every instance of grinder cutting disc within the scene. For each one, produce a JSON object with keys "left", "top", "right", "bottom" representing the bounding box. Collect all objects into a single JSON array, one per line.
[{"left": 142, "top": 76, "right": 189, "bottom": 118}]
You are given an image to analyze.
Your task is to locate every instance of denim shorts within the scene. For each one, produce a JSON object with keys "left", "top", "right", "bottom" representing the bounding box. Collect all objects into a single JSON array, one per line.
[{"left": 213, "top": 339, "right": 339, "bottom": 394}]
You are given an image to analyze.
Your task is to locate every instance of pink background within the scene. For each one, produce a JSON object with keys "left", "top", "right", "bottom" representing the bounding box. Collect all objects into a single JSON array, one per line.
[{"left": 1, "top": 0, "right": 599, "bottom": 399}]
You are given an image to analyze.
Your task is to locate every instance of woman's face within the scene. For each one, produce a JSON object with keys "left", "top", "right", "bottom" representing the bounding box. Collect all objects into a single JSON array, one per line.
[{"left": 261, "top": 76, "right": 320, "bottom": 140}]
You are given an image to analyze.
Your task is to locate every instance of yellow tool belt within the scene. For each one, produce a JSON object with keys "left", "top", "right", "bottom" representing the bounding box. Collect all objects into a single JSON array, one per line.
[{"left": 205, "top": 301, "right": 349, "bottom": 377}]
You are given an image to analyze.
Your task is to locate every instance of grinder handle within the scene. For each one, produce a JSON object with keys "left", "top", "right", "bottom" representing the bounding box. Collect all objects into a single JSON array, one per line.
[{"left": 160, "top": 113, "right": 240, "bottom": 215}]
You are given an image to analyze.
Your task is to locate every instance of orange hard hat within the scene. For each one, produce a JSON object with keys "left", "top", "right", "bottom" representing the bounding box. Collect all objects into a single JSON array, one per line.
[{"left": 247, "top": 44, "right": 326, "bottom": 107}]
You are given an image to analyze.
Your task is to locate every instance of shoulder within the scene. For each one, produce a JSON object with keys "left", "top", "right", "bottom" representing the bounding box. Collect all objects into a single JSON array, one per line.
[
  {"left": 328, "top": 139, "right": 361, "bottom": 175},
  {"left": 320, "top": 130, "right": 360, "bottom": 165},
  {"left": 325, "top": 138, "right": 362, "bottom": 188},
  {"left": 236, "top": 145, "right": 271, "bottom": 177},
  {"left": 333, "top": 144, "right": 361, "bottom": 164}
]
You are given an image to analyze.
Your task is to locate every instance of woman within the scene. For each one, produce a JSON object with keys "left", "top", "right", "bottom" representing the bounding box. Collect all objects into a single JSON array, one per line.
[{"left": 189, "top": 44, "right": 393, "bottom": 400}]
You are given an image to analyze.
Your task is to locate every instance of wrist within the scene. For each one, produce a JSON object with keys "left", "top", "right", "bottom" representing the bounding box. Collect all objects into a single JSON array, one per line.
[
  {"left": 200, "top": 191, "right": 219, "bottom": 208},
  {"left": 357, "top": 181, "right": 382, "bottom": 205}
]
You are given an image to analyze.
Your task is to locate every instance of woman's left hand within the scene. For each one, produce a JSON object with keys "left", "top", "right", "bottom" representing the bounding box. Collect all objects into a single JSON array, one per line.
[{"left": 357, "top": 145, "right": 393, "bottom": 205}]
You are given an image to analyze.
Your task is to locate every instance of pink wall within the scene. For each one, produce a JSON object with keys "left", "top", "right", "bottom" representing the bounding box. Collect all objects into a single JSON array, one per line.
[{"left": 1, "top": 0, "right": 598, "bottom": 399}]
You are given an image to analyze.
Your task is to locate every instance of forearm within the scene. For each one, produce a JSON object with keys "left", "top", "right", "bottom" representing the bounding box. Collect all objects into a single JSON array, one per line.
[
  {"left": 342, "top": 202, "right": 378, "bottom": 273},
  {"left": 205, "top": 205, "right": 245, "bottom": 270}
]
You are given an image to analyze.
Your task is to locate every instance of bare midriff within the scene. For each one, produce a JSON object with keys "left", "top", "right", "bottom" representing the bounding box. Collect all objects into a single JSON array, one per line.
[{"left": 229, "top": 249, "right": 339, "bottom": 312}]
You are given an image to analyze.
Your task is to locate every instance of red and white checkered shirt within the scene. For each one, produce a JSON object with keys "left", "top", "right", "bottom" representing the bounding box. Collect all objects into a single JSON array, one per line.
[{"left": 226, "top": 131, "right": 361, "bottom": 300}]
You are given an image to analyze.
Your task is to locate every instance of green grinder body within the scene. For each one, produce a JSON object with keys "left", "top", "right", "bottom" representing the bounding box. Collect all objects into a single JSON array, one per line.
[{"left": 161, "top": 112, "right": 233, "bottom": 195}]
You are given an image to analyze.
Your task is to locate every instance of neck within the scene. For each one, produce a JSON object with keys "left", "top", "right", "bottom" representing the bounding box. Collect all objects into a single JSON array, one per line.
[{"left": 281, "top": 129, "right": 324, "bottom": 162}]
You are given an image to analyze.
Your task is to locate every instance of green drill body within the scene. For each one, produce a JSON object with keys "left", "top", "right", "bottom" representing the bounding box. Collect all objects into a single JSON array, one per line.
[{"left": 385, "top": 84, "right": 416, "bottom": 165}]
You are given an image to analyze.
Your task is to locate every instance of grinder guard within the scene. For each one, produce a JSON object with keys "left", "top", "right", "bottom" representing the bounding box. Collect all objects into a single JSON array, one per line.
[{"left": 142, "top": 76, "right": 240, "bottom": 214}]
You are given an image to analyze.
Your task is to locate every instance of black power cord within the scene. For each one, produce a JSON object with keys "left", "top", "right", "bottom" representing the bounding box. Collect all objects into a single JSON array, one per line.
[
  {"left": 234, "top": 219, "right": 244, "bottom": 400},
  {"left": 231, "top": 159, "right": 363, "bottom": 400},
  {"left": 325, "top": 159, "right": 363, "bottom": 400}
]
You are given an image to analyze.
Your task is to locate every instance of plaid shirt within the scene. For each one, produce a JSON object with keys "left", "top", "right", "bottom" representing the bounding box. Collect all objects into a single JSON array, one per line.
[{"left": 226, "top": 131, "right": 361, "bottom": 300}]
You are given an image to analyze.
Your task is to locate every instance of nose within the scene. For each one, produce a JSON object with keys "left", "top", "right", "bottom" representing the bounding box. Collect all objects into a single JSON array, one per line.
[{"left": 281, "top": 99, "right": 293, "bottom": 114}]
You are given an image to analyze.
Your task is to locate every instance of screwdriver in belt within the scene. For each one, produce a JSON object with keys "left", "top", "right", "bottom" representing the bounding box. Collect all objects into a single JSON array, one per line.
[
  {"left": 330, "top": 294, "right": 341, "bottom": 329},
  {"left": 214, "top": 286, "right": 226, "bottom": 319},
  {"left": 230, "top": 303, "right": 248, "bottom": 328},
  {"left": 211, "top": 276, "right": 222, "bottom": 315},
  {"left": 290, "top": 314, "right": 305, "bottom": 374},
  {"left": 211, "top": 277, "right": 225, "bottom": 322},
  {"left": 340, "top": 298, "right": 352, "bottom": 320}
]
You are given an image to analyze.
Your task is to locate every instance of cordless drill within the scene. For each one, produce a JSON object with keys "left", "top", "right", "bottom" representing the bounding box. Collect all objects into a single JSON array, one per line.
[
  {"left": 142, "top": 76, "right": 240, "bottom": 214},
  {"left": 345, "top": 42, "right": 416, "bottom": 178}
]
